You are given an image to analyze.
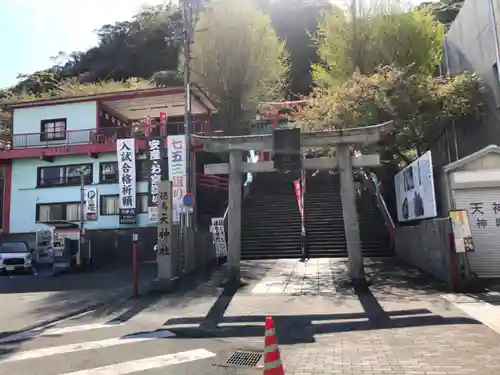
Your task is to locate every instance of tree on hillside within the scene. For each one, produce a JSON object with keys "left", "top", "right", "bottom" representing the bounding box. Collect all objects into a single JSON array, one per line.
[
  {"left": 420, "top": 0, "right": 464, "bottom": 28},
  {"left": 312, "top": 5, "right": 444, "bottom": 87},
  {"left": 191, "top": 0, "right": 289, "bottom": 134},
  {"left": 253, "top": 0, "right": 329, "bottom": 97},
  {"left": 10, "top": 4, "right": 181, "bottom": 95}
]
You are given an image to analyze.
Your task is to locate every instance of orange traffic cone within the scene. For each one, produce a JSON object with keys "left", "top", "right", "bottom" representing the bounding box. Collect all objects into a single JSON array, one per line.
[{"left": 263, "top": 316, "right": 285, "bottom": 375}]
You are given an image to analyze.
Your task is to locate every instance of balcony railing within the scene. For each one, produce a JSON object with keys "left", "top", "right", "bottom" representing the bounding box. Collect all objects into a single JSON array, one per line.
[{"left": 2, "top": 121, "right": 210, "bottom": 150}]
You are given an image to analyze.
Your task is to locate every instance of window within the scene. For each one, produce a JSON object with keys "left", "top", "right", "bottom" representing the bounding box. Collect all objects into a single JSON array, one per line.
[
  {"left": 100, "top": 162, "right": 118, "bottom": 183},
  {"left": 100, "top": 193, "right": 148, "bottom": 215},
  {"left": 137, "top": 193, "right": 148, "bottom": 213},
  {"left": 98, "top": 161, "right": 148, "bottom": 183},
  {"left": 37, "top": 164, "right": 93, "bottom": 187},
  {"left": 36, "top": 202, "right": 81, "bottom": 222},
  {"left": 136, "top": 160, "right": 149, "bottom": 181},
  {"left": 100, "top": 195, "right": 119, "bottom": 215},
  {"left": 40, "top": 118, "right": 67, "bottom": 141}
]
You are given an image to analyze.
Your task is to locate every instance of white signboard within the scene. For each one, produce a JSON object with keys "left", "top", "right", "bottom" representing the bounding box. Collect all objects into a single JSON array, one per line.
[
  {"left": 168, "top": 135, "right": 188, "bottom": 223},
  {"left": 85, "top": 187, "right": 98, "bottom": 221},
  {"left": 211, "top": 217, "right": 228, "bottom": 258},
  {"left": 394, "top": 150, "right": 437, "bottom": 222},
  {"left": 157, "top": 181, "right": 173, "bottom": 279},
  {"left": 116, "top": 138, "right": 137, "bottom": 224}
]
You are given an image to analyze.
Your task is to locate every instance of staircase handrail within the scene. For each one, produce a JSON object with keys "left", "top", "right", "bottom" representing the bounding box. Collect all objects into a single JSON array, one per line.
[
  {"left": 368, "top": 172, "right": 395, "bottom": 229},
  {"left": 361, "top": 171, "right": 396, "bottom": 251}
]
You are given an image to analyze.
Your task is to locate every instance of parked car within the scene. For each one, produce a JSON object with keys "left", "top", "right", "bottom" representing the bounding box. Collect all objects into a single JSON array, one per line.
[{"left": 0, "top": 241, "right": 34, "bottom": 274}]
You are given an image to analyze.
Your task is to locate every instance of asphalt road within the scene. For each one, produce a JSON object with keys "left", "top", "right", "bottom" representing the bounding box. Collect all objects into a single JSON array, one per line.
[{"left": 0, "top": 292, "right": 261, "bottom": 375}]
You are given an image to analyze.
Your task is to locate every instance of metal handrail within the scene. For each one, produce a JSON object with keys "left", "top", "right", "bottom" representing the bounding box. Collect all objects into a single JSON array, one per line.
[{"left": 368, "top": 172, "right": 395, "bottom": 229}]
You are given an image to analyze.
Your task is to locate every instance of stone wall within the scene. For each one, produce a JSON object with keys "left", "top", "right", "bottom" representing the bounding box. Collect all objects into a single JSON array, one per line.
[{"left": 394, "top": 218, "right": 457, "bottom": 289}]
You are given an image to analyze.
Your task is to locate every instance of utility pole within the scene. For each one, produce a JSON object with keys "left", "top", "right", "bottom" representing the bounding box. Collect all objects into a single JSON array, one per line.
[
  {"left": 78, "top": 172, "right": 85, "bottom": 268},
  {"left": 182, "top": 0, "right": 194, "bottom": 228}
]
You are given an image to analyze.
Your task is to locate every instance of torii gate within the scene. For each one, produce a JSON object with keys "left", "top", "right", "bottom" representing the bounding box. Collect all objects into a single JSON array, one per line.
[{"left": 192, "top": 121, "right": 394, "bottom": 285}]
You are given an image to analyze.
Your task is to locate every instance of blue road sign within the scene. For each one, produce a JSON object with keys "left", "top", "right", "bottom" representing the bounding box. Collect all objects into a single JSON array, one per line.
[{"left": 183, "top": 193, "right": 195, "bottom": 208}]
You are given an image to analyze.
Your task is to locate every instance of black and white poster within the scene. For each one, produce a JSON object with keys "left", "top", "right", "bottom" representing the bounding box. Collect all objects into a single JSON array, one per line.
[
  {"left": 116, "top": 138, "right": 137, "bottom": 224},
  {"left": 394, "top": 150, "right": 437, "bottom": 222},
  {"left": 147, "top": 137, "right": 165, "bottom": 222}
]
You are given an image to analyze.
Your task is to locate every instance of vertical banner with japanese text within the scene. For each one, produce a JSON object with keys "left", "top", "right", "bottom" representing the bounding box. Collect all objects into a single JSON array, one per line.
[
  {"left": 116, "top": 138, "right": 137, "bottom": 224},
  {"left": 167, "top": 135, "right": 188, "bottom": 223},
  {"left": 211, "top": 217, "right": 227, "bottom": 258},
  {"left": 157, "top": 180, "right": 173, "bottom": 279},
  {"left": 85, "top": 188, "right": 98, "bottom": 221},
  {"left": 147, "top": 138, "right": 165, "bottom": 223}
]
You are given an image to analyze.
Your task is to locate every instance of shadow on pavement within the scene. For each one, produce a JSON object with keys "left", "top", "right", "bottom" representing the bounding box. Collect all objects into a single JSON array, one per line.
[{"left": 162, "top": 259, "right": 482, "bottom": 345}]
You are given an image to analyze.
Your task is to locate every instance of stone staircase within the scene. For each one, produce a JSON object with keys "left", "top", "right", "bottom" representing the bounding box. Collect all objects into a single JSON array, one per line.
[
  {"left": 241, "top": 172, "right": 302, "bottom": 259},
  {"left": 305, "top": 172, "right": 392, "bottom": 258},
  {"left": 241, "top": 171, "right": 392, "bottom": 260}
]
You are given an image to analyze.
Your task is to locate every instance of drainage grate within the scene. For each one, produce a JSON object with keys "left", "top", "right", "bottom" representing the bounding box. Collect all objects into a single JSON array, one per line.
[{"left": 225, "top": 350, "right": 263, "bottom": 367}]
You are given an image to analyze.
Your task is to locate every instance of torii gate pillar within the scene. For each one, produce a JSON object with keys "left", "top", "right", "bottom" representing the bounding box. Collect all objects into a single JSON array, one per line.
[
  {"left": 194, "top": 121, "right": 394, "bottom": 285},
  {"left": 228, "top": 150, "right": 243, "bottom": 283},
  {"left": 337, "top": 144, "right": 363, "bottom": 281}
]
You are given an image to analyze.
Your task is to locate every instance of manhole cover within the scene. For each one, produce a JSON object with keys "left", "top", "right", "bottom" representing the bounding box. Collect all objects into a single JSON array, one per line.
[{"left": 225, "top": 350, "right": 263, "bottom": 367}]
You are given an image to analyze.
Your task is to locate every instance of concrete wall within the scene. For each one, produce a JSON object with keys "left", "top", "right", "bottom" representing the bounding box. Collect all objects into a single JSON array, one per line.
[
  {"left": 442, "top": 0, "right": 500, "bottom": 165},
  {"left": 394, "top": 218, "right": 456, "bottom": 289},
  {"left": 10, "top": 153, "right": 150, "bottom": 233},
  {"left": 12, "top": 101, "right": 97, "bottom": 148}
]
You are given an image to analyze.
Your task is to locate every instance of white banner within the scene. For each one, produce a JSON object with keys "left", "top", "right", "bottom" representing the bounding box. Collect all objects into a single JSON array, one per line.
[
  {"left": 168, "top": 135, "right": 188, "bottom": 223},
  {"left": 211, "top": 217, "right": 227, "bottom": 258},
  {"left": 85, "top": 187, "right": 98, "bottom": 221},
  {"left": 116, "top": 138, "right": 137, "bottom": 224},
  {"left": 394, "top": 150, "right": 437, "bottom": 222}
]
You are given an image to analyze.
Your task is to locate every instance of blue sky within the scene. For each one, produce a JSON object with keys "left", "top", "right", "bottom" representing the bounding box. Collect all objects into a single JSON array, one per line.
[{"left": 0, "top": 0, "right": 429, "bottom": 89}]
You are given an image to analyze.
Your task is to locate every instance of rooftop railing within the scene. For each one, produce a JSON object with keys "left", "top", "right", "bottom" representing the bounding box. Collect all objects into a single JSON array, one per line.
[{"left": 1, "top": 121, "right": 210, "bottom": 150}]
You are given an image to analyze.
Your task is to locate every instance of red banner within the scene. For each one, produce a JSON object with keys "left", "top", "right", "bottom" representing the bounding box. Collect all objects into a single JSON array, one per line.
[{"left": 293, "top": 179, "right": 303, "bottom": 220}]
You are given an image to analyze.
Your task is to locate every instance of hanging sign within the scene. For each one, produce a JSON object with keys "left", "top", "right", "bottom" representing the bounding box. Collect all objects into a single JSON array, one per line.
[
  {"left": 147, "top": 138, "right": 165, "bottom": 223},
  {"left": 85, "top": 188, "right": 98, "bottom": 221},
  {"left": 211, "top": 217, "right": 227, "bottom": 258},
  {"left": 116, "top": 138, "right": 137, "bottom": 224},
  {"left": 168, "top": 135, "right": 188, "bottom": 223}
]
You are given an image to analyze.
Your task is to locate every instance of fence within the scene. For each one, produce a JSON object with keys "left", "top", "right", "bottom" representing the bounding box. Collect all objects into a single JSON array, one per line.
[
  {"left": 169, "top": 225, "right": 218, "bottom": 278},
  {"left": 394, "top": 218, "right": 457, "bottom": 289}
]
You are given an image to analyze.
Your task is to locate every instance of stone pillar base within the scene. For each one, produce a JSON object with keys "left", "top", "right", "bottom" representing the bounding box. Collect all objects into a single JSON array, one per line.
[
  {"left": 338, "top": 274, "right": 373, "bottom": 291},
  {"left": 150, "top": 277, "right": 179, "bottom": 293}
]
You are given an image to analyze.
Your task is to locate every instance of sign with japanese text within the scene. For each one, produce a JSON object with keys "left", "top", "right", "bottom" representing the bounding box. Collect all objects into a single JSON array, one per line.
[
  {"left": 211, "top": 217, "right": 227, "bottom": 258},
  {"left": 450, "top": 210, "right": 475, "bottom": 253},
  {"left": 167, "top": 135, "right": 188, "bottom": 223},
  {"left": 466, "top": 199, "right": 500, "bottom": 232},
  {"left": 147, "top": 138, "right": 165, "bottom": 223},
  {"left": 157, "top": 181, "right": 173, "bottom": 278},
  {"left": 394, "top": 151, "right": 437, "bottom": 222},
  {"left": 85, "top": 188, "right": 98, "bottom": 221},
  {"left": 116, "top": 138, "right": 137, "bottom": 224}
]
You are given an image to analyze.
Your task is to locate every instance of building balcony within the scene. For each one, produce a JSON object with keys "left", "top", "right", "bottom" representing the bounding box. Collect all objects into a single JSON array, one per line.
[{"left": 0, "top": 121, "right": 210, "bottom": 160}]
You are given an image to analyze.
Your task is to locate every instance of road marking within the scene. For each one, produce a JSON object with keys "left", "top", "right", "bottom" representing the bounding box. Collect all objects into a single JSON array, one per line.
[
  {"left": 58, "top": 348, "right": 216, "bottom": 375},
  {"left": 441, "top": 293, "right": 500, "bottom": 335},
  {"left": 0, "top": 329, "right": 176, "bottom": 363},
  {"left": 0, "top": 319, "right": 119, "bottom": 343}
]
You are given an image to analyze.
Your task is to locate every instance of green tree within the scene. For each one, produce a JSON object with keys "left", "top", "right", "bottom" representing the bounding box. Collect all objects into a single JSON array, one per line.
[
  {"left": 299, "top": 65, "right": 485, "bottom": 165},
  {"left": 191, "top": 0, "right": 289, "bottom": 134},
  {"left": 313, "top": 5, "right": 445, "bottom": 87}
]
